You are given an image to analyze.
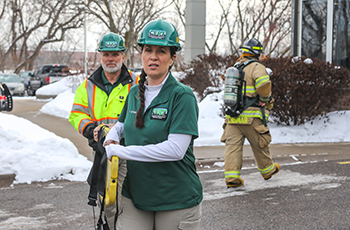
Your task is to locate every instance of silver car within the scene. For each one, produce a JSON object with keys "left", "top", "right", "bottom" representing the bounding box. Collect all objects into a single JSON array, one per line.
[{"left": 0, "top": 73, "right": 25, "bottom": 96}]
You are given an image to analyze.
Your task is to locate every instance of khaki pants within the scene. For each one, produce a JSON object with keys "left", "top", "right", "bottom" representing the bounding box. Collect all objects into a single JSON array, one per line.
[
  {"left": 117, "top": 196, "right": 202, "bottom": 230},
  {"left": 223, "top": 118, "right": 273, "bottom": 181}
]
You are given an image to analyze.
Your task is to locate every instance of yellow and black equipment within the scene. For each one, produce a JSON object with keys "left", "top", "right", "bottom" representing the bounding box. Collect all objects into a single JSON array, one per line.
[
  {"left": 103, "top": 155, "right": 119, "bottom": 207},
  {"left": 87, "top": 124, "right": 119, "bottom": 230}
]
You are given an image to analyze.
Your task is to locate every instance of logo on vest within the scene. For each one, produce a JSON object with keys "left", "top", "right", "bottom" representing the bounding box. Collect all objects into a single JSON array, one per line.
[{"left": 151, "top": 108, "right": 168, "bottom": 120}]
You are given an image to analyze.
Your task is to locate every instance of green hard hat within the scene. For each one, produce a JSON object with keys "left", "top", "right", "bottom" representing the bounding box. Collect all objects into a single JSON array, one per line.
[
  {"left": 97, "top": 32, "right": 126, "bottom": 52},
  {"left": 137, "top": 19, "right": 181, "bottom": 51}
]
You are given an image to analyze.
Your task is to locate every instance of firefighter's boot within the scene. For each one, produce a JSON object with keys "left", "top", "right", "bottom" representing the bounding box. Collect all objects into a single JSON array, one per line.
[
  {"left": 262, "top": 163, "right": 280, "bottom": 180},
  {"left": 226, "top": 178, "right": 244, "bottom": 188}
]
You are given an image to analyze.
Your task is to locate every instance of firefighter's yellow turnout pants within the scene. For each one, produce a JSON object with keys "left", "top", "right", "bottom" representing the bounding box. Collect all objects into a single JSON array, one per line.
[{"left": 222, "top": 118, "right": 276, "bottom": 182}]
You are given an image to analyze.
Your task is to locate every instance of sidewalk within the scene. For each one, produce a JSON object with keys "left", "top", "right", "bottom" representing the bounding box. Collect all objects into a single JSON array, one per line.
[
  {"left": 1, "top": 142, "right": 349, "bottom": 187},
  {"left": 194, "top": 142, "right": 350, "bottom": 160}
]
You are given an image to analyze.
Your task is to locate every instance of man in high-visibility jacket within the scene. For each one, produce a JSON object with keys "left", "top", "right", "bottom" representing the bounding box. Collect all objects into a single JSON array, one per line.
[
  {"left": 221, "top": 38, "right": 280, "bottom": 188},
  {"left": 69, "top": 32, "right": 137, "bottom": 229}
]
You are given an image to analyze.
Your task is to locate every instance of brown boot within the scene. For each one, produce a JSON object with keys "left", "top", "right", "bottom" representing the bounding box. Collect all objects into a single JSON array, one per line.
[
  {"left": 226, "top": 178, "right": 244, "bottom": 188},
  {"left": 263, "top": 163, "right": 280, "bottom": 180}
]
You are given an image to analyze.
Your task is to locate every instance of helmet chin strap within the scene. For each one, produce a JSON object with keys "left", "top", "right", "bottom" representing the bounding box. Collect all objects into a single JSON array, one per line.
[
  {"left": 242, "top": 53, "right": 256, "bottom": 57},
  {"left": 242, "top": 52, "right": 259, "bottom": 59}
]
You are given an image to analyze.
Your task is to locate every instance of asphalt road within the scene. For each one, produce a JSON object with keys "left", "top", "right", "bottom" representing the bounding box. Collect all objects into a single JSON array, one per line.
[
  {"left": 1, "top": 97, "right": 350, "bottom": 229},
  {"left": 1, "top": 158, "right": 349, "bottom": 229}
]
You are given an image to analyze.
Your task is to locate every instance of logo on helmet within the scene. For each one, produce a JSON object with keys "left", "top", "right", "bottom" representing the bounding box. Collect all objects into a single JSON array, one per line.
[
  {"left": 105, "top": 41, "right": 117, "bottom": 48},
  {"left": 148, "top": 30, "right": 166, "bottom": 40}
]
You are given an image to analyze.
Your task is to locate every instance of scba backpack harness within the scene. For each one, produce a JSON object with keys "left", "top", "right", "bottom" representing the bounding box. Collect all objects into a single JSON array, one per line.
[{"left": 223, "top": 59, "right": 259, "bottom": 118}]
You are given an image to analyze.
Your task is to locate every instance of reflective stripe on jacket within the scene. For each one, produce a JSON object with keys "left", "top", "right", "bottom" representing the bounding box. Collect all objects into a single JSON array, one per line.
[{"left": 69, "top": 65, "right": 134, "bottom": 135}]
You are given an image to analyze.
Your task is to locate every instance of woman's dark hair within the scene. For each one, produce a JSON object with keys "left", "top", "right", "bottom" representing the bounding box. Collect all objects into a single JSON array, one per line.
[{"left": 134, "top": 45, "right": 177, "bottom": 128}]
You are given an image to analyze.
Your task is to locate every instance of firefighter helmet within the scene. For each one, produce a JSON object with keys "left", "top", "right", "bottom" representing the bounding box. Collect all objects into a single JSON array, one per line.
[
  {"left": 239, "top": 38, "right": 264, "bottom": 56},
  {"left": 97, "top": 33, "right": 126, "bottom": 52},
  {"left": 137, "top": 19, "right": 181, "bottom": 51}
]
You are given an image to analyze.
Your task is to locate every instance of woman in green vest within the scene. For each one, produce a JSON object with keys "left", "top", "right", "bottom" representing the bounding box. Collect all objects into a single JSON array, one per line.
[{"left": 104, "top": 19, "right": 203, "bottom": 230}]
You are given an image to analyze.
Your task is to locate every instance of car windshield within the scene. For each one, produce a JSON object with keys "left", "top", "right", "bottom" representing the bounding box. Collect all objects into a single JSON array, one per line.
[
  {"left": 0, "top": 74, "right": 21, "bottom": 83},
  {"left": 19, "top": 72, "right": 32, "bottom": 78},
  {"left": 42, "top": 66, "right": 67, "bottom": 74}
]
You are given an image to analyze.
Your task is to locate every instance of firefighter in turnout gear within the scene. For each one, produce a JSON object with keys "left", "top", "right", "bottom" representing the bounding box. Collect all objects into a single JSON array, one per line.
[
  {"left": 221, "top": 38, "right": 280, "bottom": 188},
  {"left": 69, "top": 32, "right": 138, "bottom": 229}
]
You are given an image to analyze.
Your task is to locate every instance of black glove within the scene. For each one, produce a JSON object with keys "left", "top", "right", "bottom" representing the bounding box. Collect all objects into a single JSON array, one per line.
[
  {"left": 87, "top": 138, "right": 98, "bottom": 151},
  {"left": 83, "top": 123, "right": 96, "bottom": 139},
  {"left": 83, "top": 123, "right": 97, "bottom": 151}
]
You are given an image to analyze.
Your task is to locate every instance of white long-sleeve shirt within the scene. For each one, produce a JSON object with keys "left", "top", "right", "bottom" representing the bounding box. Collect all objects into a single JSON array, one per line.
[{"left": 104, "top": 73, "right": 192, "bottom": 162}]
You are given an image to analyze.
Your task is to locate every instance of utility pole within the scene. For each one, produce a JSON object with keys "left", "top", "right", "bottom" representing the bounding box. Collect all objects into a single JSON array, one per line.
[
  {"left": 84, "top": 0, "right": 88, "bottom": 77},
  {"left": 185, "top": 0, "right": 206, "bottom": 63}
]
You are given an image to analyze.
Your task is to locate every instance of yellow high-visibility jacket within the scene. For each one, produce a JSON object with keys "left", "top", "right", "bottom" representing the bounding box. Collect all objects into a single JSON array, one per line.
[
  {"left": 226, "top": 57, "right": 271, "bottom": 125},
  {"left": 69, "top": 64, "right": 137, "bottom": 137}
]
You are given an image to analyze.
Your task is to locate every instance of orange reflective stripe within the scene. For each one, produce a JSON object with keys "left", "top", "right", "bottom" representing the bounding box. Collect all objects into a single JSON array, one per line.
[
  {"left": 71, "top": 110, "right": 89, "bottom": 116},
  {"left": 79, "top": 120, "right": 94, "bottom": 135}
]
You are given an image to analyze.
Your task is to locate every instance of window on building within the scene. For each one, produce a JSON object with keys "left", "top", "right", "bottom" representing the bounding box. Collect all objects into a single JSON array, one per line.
[
  {"left": 333, "top": 0, "right": 350, "bottom": 69},
  {"left": 301, "top": 0, "right": 327, "bottom": 60}
]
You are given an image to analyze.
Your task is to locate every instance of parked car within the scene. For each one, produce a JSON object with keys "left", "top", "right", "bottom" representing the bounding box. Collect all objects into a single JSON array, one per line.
[
  {"left": 19, "top": 71, "right": 33, "bottom": 90},
  {"left": 27, "top": 64, "right": 69, "bottom": 96},
  {"left": 0, "top": 73, "right": 25, "bottom": 96}
]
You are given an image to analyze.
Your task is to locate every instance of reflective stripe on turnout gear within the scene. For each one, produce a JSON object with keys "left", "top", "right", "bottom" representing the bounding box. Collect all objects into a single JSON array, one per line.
[
  {"left": 225, "top": 171, "right": 241, "bottom": 178},
  {"left": 255, "top": 75, "right": 270, "bottom": 88},
  {"left": 226, "top": 109, "right": 269, "bottom": 124},
  {"left": 244, "top": 85, "right": 256, "bottom": 94},
  {"left": 259, "top": 163, "right": 275, "bottom": 175},
  {"left": 225, "top": 115, "right": 249, "bottom": 124}
]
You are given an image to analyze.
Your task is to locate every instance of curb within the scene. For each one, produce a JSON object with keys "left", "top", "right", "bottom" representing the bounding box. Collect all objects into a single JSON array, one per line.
[{"left": 35, "top": 94, "right": 57, "bottom": 100}]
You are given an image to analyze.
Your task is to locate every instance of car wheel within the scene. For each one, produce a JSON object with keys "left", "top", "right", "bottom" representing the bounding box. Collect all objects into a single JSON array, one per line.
[{"left": 27, "top": 86, "right": 36, "bottom": 96}]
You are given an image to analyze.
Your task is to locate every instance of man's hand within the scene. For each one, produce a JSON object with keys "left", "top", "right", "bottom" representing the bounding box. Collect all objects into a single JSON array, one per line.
[
  {"left": 93, "top": 125, "right": 101, "bottom": 142},
  {"left": 93, "top": 123, "right": 115, "bottom": 142},
  {"left": 258, "top": 101, "right": 266, "bottom": 107}
]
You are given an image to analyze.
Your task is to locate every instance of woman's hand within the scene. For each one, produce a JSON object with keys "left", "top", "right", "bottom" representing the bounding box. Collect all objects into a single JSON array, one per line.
[{"left": 104, "top": 140, "right": 119, "bottom": 146}]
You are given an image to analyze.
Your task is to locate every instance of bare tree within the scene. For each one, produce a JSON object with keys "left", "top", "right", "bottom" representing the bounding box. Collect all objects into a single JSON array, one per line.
[
  {"left": 224, "top": 0, "right": 292, "bottom": 57},
  {"left": 86, "top": 0, "right": 173, "bottom": 67},
  {"left": 0, "top": 0, "right": 84, "bottom": 73}
]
